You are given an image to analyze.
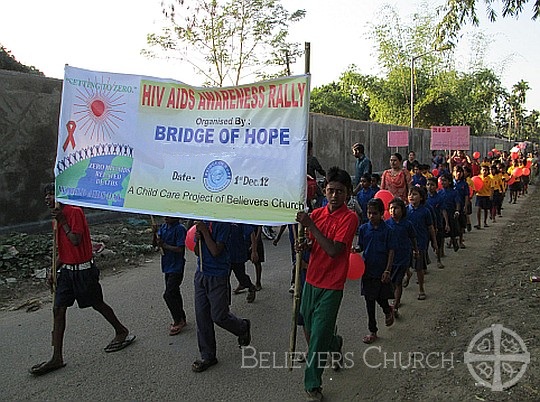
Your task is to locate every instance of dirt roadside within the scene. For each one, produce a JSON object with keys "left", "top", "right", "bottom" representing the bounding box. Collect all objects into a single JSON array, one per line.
[
  {"left": 0, "top": 218, "right": 158, "bottom": 310},
  {"left": 350, "top": 184, "right": 539, "bottom": 401}
]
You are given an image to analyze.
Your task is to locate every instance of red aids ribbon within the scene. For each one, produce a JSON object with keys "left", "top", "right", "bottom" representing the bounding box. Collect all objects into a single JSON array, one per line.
[{"left": 63, "top": 121, "right": 77, "bottom": 151}]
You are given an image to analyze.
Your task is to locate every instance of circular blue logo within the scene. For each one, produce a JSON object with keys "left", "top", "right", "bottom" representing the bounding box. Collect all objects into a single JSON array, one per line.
[{"left": 203, "top": 160, "right": 232, "bottom": 192}]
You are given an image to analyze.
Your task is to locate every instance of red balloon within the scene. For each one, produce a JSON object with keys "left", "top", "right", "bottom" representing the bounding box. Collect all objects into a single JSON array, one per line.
[
  {"left": 186, "top": 225, "right": 196, "bottom": 252},
  {"left": 523, "top": 167, "right": 530, "bottom": 176},
  {"left": 487, "top": 151, "right": 493, "bottom": 157},
  {"left": 513, "top": 168, "right": 523, "bottom": 177},
  {"left": 507, "top": 176, "right": 516, "bottom": 186},
  {"left": 347, "top": 252, "right": 365, "bottom": 280},
  {"left": 473, "top": 151, "right": 480, "bottom": 159},
  {"left": 374, "top": 189, "right": 394, "bottom": 209},
  {"left": 383, "top": 210, "right": 391, "bottom": 220},
  {"left": 437, "top": 177, "right": 443, "bottom": 190},
  {"left": 432, "top": 168, "right": 439, "bottom": 177},
  {"left": 526, "top": 160, "right": 532, "bottom": 169},
  {"left": 471, "top": 176, "right": 484, "bottom": 192},
  {"left": 511, "top": 152, "right": 519, "bottom": 160}
]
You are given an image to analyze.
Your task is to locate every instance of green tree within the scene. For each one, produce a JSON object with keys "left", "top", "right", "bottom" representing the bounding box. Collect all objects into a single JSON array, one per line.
[
  {"left": 437, "top": 0, "right": 540, "bottom": 43},
  {"left": 143, "top": 0, "right": 305, "bottom": 86},
  {"left": 0, "top": 45, "right": 43, "bottom": 75},
  {"left": 522, "top": 109, "right": 540, "bottom": 141},
  {"left": 509, "top": 79, "right": 531, "bottom": 138},
  {"left": 310, "top": 67, "right": 372, "bottom": 120}
]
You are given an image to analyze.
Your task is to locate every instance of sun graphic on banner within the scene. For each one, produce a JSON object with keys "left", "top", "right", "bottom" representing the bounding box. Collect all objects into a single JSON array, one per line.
[{"left": 72, "top": 76, "right": 126, "bottom": 142}]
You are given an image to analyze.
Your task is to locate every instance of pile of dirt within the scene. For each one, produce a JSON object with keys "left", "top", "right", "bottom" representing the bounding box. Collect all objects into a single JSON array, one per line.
[{"left": 0, "top": 216, "right": 158, "bottom": 309}]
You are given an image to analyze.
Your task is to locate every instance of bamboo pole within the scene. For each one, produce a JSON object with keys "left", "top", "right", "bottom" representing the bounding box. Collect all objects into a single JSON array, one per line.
[{"left": 288, "top": 224, "right": 305, "bottom": 370}]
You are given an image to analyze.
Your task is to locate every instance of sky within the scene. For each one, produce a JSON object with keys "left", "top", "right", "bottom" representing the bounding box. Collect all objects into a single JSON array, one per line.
[{"left": 2, "top": 0, "right": 540, "bottom": 111}]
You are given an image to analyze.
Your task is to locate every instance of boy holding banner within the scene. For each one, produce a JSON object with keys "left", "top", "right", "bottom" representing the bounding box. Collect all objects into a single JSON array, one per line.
[
  {"left": 296, "top": 167, "right": 358, "bottom": 401},
  {"left": 31, "top": 184, "right": 135, "bottom": 376},
  {"left": 192, "top": 221, "right": 251, "bottom": 372}
]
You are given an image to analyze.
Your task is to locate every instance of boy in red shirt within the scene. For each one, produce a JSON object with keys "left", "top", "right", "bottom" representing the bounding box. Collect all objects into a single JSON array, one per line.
[
  {"left": 30, "top": 184, "right": 135, "bottom": 376},
  {"left": 296, "top": 167, "right": 358, "bottom": 401}
]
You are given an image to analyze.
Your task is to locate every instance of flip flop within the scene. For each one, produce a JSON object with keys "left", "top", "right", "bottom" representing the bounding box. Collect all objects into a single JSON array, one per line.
[
  {"left": 418, "top": 292, "right": 426, "bottom": 300},
  {"left": 362, "top": 334, "right": 377, "bottom": 344},
  {"left": 29, "top": 361, "right": 66, "bottom": 376},
  {"left": 104, "top": 334, "right": 136, "bottom": 353}
]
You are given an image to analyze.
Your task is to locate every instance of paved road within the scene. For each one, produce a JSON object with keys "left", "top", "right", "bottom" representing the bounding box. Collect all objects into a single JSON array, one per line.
[{"left": 0, "top": 234, "right": 371, "bottom": 401}]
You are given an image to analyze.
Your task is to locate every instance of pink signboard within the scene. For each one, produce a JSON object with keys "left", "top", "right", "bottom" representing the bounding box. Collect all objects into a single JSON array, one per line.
[
  {"left": 387, "top": 130, "right": 409, "bottom": 147},
  {"left": 430, "top": 126, "right": 470, "bottom": 150}
]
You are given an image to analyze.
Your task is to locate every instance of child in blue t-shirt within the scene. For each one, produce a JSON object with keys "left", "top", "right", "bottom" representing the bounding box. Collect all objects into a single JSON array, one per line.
[
  {"left": 152, "top": 216, "right": 187, "bottom": 336},
  {"left": 411, "top": 164, "right": 427, "bottom": 188},
  {"left": 406, "top": 187, "right": 438, "bottom": 300},
  {"left": 357, "top": 198, "right": 395, "bottom": 344},
  {"left": 438, "top": 173, "right": 461, "bottom": 252},
  {"left": 371, "top": 173, "right": 381, "bottom": 193},
  {"left": 386, "top": 198, "right": 418, "bottom": 317},
  {"left": 356, "top": 173, "right": 377, "bottom": 224},
  {"left": 426, "top": 177, "right": 445, "bottom": 268},
  {"left": 452, "top": 166, "right": 470, "bottom": 249},
  {"left": 228, "top": 223, "right": 257, "bottom": 303}
]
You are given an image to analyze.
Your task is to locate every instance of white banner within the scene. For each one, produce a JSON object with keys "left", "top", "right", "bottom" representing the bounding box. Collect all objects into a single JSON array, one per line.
[{"left": 55, "top": 66, "right": 309, "bottom": 225}]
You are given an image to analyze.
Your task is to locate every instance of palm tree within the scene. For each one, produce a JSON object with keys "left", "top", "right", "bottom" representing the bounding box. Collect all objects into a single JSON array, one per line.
[{"left": 510, "top": 80, "right": 530, "bottom": 140}]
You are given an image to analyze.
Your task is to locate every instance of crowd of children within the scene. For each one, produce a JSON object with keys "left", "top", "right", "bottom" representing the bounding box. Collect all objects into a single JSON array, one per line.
[
  {"left": 348, "top": 148, "right": 537, "bottom": 347},
  {"left": 35, "top": 144, "right": 537, "bottom": 401}
]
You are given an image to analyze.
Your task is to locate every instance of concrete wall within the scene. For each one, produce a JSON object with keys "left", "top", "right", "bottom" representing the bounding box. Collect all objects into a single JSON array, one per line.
[
  {"left": 0, "top": 71, "right": 512, "bottom": 231},
  {"left": 0, "top": 70, "right": 62, "bottom": 231},
  {"left": 310, "top": 113, "right": 512, "bottom": 175}
]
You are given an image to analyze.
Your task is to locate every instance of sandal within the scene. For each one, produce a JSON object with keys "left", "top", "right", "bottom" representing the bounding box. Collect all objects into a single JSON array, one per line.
[
  {"left": 191, "top": 358, "right": 218, "bottom": 372},
  {"left": 385, "top": 309, "right": 395, "bottom": 327},
  {"left": 29, "top": 361, "right": 66, "bottom": 376},
  {"left": 169, "top": 321, "right": 186, "bottom": 336},
  {"left": 362, "top": 334, "right": 378, "bottom": 344},
  {"left": 418, "top": 292, "right": 426, "bottom": 300},
  {"left": 104, "top": 334, "right": 136, "bottom": 353},
  {"left": 233, "top": 285, "right": 246, "bottom": 294}
]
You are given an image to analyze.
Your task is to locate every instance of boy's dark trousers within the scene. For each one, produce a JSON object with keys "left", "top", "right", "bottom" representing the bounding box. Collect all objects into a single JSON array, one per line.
[
  {"left": 194, "top": 271, "right": 247, "bottom": 360},
  {"left": 163, "top": 272, "right": 186, "bottom": 323},
  {"left": 365, "top": 297, "right": 391, "bottom": 334},
  {"left": 230, "top": 262, "right": 255, "bottom": 290}
]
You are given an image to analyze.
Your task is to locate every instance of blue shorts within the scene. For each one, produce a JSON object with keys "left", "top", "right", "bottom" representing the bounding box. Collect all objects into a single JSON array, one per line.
[
  {"left": 413, "top": 250, "right": 428, "bottom": 272},
  {"left": 55, "top": 263, "right": 104, "bottom": 308},
  {"left": 475, "top": 196, "right": 491, "bottom": 210},
  {"left": 391, "top": 265, "right": 408, "bottom": 284}
]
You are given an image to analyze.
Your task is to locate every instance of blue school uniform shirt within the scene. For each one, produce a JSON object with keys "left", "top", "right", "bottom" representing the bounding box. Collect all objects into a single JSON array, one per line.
[
  {"left": 406, "top": 204, "right": 433, "bottom": 251},
  {"left": 227, "top": 223, "right": 254, "bottom": 264},
  {"left": 196, "top": 221, "right": 231, "bottom": 277},
  {"left": 412, "top": 173, "right": 427, "bottom": 188},
  {"left": 157, "top": 221, "right": 187, "bottom": 273},
  {"left": 357, "top": 220, "right": 395, "bottom": 278},
  {"left": 385, "top": 218, "right": 416, "bottom": 268},
  {"left": 426, "top": 192, "right": 444, "bottom": 229},
  {"left": 356, "top": 187, "right": 377, "bottom": 223},
  {"left": 453, "top": 179, "right": 469, "bottom": 212},
  {"left": 438, "top": 188, "right": 460, "bottom": 214}
]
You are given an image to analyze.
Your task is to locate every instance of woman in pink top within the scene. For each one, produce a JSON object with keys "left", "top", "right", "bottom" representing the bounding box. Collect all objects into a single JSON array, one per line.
[{"left": 381, "top": 153, "right": 412, "bottom": 202}]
